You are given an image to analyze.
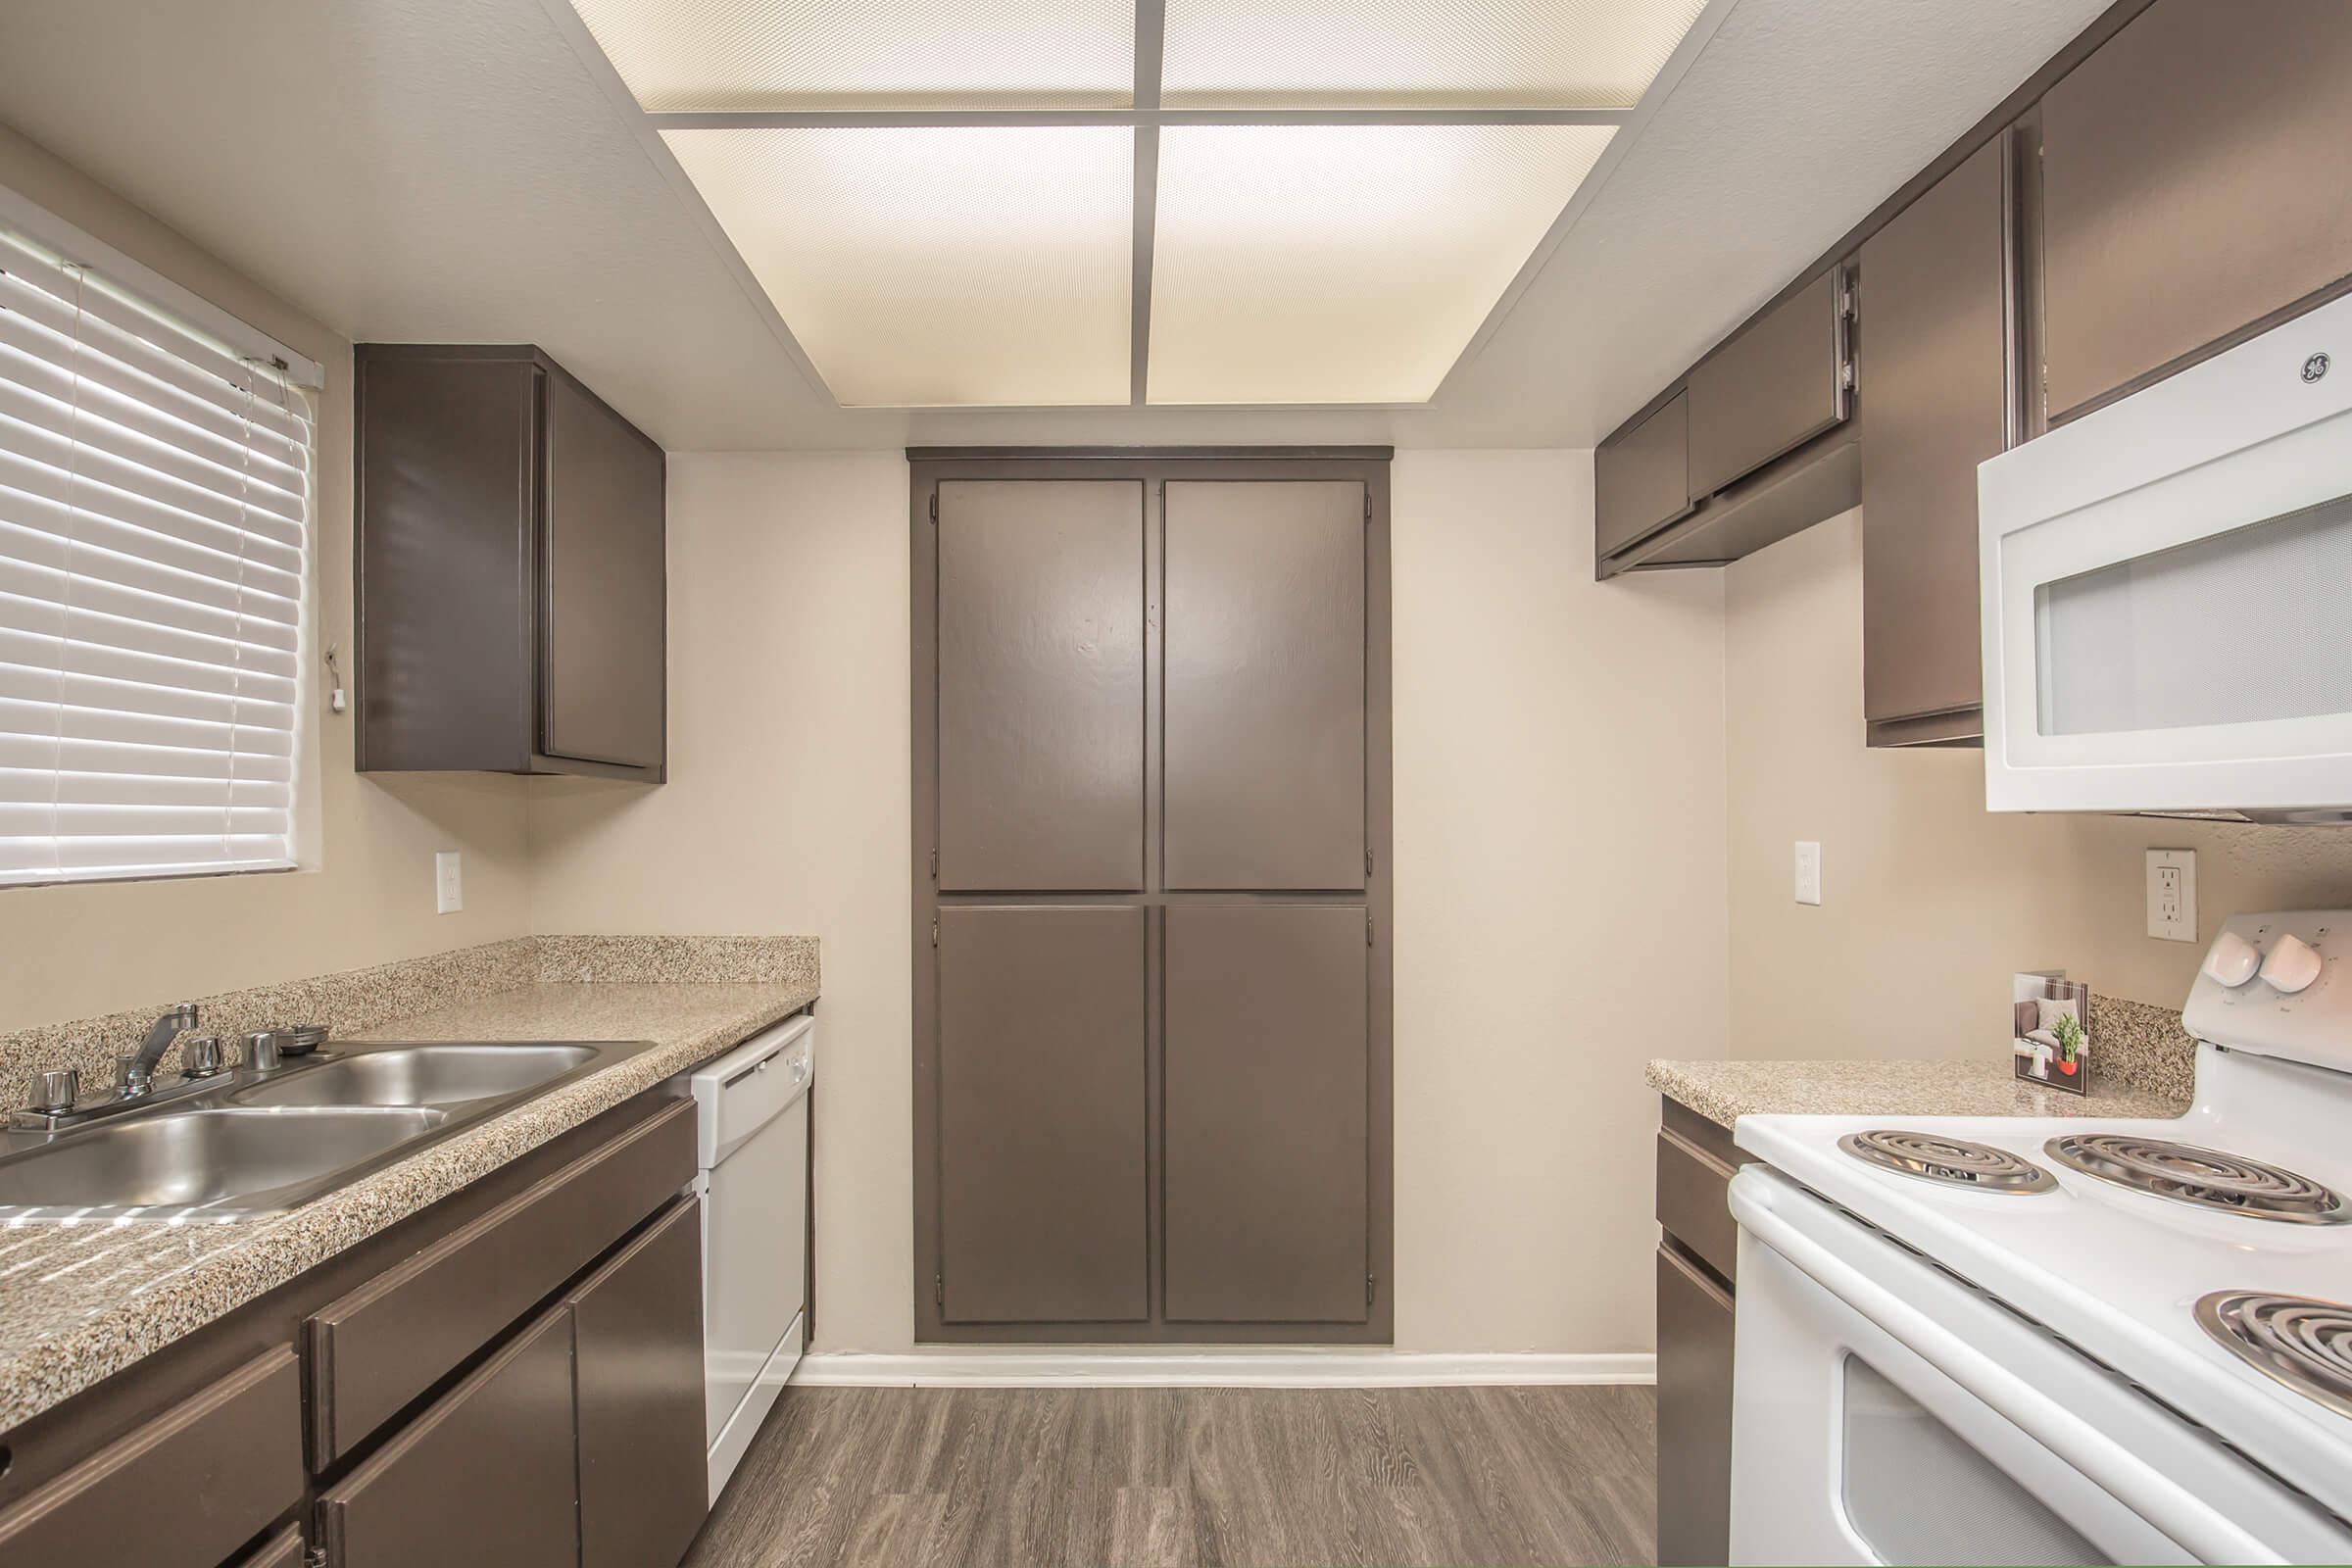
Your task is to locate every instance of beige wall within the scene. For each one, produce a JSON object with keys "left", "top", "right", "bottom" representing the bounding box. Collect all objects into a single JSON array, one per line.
[
  {"left": 528, "top": 448, "right": 1730, "bottom": 1355},
  {"left": 526, "top": 452, "right": 916, "bottom": 1349},
  {"left": 1392, "top": 450, "right": 1727, "bottom": 1352},
  {"left": 1724, "top": 510, "right": 2352, "bottom": 1062},
  {"left": 0, "top": 125, "right": 533, "bottom": 1032}
]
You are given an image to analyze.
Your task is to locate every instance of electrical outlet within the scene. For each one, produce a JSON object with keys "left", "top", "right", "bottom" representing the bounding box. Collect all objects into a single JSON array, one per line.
[
  {"left": 1794, "top": 841, "right": 1823, "bottom": 906},
  {"left": 2145, "top": 848, "right": 2195, "bottom": 942},
  {"left": 435, "top": 851, "right": 464, "bottom": 915}
]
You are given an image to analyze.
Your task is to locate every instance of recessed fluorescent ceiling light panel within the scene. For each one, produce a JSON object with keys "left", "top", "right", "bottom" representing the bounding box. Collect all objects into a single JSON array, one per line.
[
  {"left": 566, "top": 0, "right": 1136, "bottom": 109},
  {"left": 662, "top": 126, "right": 1134, "bottom": 407},
  {"left": 575, "top": 1, "right": 1708, "bottom": 406},
  {"left": 1147, "top": 124, "right": 1614, "bottom": 405},
  {"left": 1159, "top": 0, "right": 1711, "bottom": 108}
]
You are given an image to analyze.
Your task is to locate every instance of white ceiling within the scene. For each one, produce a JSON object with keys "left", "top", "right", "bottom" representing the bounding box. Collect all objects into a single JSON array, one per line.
[{"left": 0, "top": 0, "right": 2107, "bottom": 451}]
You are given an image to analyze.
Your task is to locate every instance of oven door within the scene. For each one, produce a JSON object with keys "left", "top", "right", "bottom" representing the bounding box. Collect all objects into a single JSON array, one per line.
[
  {"left": 1727, "top": 1167, "right": 2351, "bottom": 1567},
  {"left": 1977, "top": 288, "right": 2352, "bottom": 817}
]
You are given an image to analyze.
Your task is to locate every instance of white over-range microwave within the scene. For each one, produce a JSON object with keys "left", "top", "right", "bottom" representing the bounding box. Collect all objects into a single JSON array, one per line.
[{"left": 1978, "top": 289, "right": 2352, "bottom": 822}]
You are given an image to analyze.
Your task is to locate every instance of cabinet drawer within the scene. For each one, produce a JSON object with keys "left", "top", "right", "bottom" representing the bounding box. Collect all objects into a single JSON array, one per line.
[
  {"left": 318, "top": 1304, "right": 578, "bottom": 1568},
  {"left": 1655, "top": 1102, "right": 1741, "bottom": 1284},
  {"left": 1687, "top": 268, "right": 1850, "bottom": 497},
  {"left": 0, "top": 1349, "right": 300, "bottom": 1568},
  {"left": 307, "top": 1096, "right": 695, "bottom": 1465}
]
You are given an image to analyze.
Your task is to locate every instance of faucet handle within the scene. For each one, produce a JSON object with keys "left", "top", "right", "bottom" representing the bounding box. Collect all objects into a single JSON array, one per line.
[
  {"left": 180, "top": 1036, "right": 225, "bottom": 1079},
  {"left": 242, "top": 1030, "right": 286, "bottom": 1071},
  {"left": 26, "top": 1069, "right": 77, "bottom": 1114}
]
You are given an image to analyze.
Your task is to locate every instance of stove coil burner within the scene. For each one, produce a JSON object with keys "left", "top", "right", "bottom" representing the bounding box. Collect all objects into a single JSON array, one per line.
[
  {"left": 2044, "top": 1135, "right": 2348, "bottom": 1225},
  {"left": 2196, "top": 1292, "right": 2352, "bottom": 1420},
  {"left": 1838, "top": 1130, "right": 2058, "bottom": 1194}
]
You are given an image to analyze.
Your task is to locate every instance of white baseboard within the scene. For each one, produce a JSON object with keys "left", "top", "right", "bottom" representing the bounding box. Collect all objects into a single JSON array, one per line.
[{"left": 793, "top": 1349, "right": 1655, "bottom": 1389}]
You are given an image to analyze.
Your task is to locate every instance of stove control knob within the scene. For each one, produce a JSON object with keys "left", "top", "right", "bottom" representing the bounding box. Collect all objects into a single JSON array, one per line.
[
  {"left": 2260, "top": 933, "right": 2324, "bottom": 995},
  {"left": 2204, "top": 930, "right": 2263, "bottom": 988}
]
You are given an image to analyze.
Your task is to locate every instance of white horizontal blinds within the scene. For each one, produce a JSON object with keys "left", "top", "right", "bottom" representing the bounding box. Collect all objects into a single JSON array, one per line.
[{"left": 0, "top": 223, "right": 313, "bottom": 885}]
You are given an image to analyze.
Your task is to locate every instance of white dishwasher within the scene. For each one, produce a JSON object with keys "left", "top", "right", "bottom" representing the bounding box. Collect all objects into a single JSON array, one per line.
[{"left": 691, "top": 1011, "right": 813, "bottom": 1503}]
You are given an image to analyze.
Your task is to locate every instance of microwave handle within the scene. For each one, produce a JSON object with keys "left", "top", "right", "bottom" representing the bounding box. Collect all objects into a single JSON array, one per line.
[{"left": 1730, "top": 1169, "right": 2283, "bottom": 1567}]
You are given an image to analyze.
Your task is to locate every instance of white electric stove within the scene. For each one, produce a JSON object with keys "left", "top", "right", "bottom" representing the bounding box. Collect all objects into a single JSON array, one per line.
[{"left": 1727, "top": 910, "right": 2352, "bottom": 1566}]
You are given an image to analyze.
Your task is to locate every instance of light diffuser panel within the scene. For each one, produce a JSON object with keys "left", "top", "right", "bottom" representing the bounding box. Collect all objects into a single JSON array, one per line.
[
  {"left": 1159, "top": 0, "right": 1709, "bottom": 109},
  {"left": 568, "top": 0, "right": 1135, "bottom": 111},
  {"left": 663, "top": 126, "right": 1133, "bottom": 407},
  {"left": 1147, "top": 123, "right": 1613, "bottom": 405}
]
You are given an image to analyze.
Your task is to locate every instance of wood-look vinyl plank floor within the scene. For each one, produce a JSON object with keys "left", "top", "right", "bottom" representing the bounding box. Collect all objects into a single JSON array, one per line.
[{"left": 684, "top": 1385, "right": 1659, "bottom": 1568}]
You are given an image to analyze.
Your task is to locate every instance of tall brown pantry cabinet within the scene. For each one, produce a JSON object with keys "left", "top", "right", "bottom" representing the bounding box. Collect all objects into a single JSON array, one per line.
[{"left": 911, "top": 450, "right": 1393, "bottom": 1344}]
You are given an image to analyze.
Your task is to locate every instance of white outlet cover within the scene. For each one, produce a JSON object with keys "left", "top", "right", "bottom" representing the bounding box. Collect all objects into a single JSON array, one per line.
[
  {"left": 2145, "top": 848, "right": 2195, "bottom": 942},
  {"left": 435, "top": 851, "right": 464, "bottom": 915},
  {"left": 1794, "top": 841, "right": 1823, "bottom": 906}
]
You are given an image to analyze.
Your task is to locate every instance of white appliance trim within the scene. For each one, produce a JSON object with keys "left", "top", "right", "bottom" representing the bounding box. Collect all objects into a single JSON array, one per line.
[
  {"left": 792, "top": 1349, "right": 1654, "bottom": 1389},
  {"left": 710, "top": 1307, "right": 805, "bottom": 1503},
  {"left": 1977, "top": 284, "right": 2352, "bottom": 814},
  {"left": 1732, "top": 1166, "right": 2279, "bottom": 1566}
]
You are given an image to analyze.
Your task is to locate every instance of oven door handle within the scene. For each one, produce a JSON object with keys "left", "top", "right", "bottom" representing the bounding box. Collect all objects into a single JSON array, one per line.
[{"left": 1730, "top": 1169, "right": 2283, "bottom": 1566}]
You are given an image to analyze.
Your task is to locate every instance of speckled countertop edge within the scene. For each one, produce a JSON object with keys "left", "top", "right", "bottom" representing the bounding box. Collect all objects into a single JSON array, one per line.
[
  {"left": 1646, "top": 1055, "right": 2190, "bottom": 1131},
  {"left": 0, "top": 941, "right": 816, "bottom": 1434}
]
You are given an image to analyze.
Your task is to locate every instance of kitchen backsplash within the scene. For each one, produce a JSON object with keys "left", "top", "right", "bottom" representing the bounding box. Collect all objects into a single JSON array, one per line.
[{"left": 2088, "top": 991, "right": 2199, "bottom": 1103}]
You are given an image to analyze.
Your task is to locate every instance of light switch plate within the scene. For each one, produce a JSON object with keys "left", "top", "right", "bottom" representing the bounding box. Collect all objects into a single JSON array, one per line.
[
  {"left": 1794, "top": 841, "right": 1823, "bottom": 906},
  {"left": 2146, "top": 848, "right": 2195, "bottom": 942},
  {"left": 435, "top": 851, "right": 464, "bottom": 914}
]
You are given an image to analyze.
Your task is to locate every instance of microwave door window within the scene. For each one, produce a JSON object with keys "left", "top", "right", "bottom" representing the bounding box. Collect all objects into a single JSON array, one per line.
[{"left": 2034, "top": 493, "right": 2352, "bottom": 737}]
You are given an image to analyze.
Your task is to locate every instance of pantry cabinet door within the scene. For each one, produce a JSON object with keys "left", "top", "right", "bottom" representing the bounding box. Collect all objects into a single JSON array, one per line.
[
  {"left": 937, "top": 905, "right": 1150, "bottom": 1323},
  {"left": 937, "top": 481, "right": 1146, "bottom": 891},
  {"left": 1164, "top": 905, "right": 1369, "bottom": 1324},
  {"left": 1162, "top": 481, "right": 1365, "bottom": 892}
]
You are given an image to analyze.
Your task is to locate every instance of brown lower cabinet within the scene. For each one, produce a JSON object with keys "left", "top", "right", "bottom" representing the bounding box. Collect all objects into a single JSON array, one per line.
[
  {"left": 320, "top": 1303, "right": 581, "bottom": 1568},
  {"left": 571, "top": 1197, "right": 716, "bottom": 1568},
  {"left": 1655, "top": 1098, "right": 1746, "bottom": 1568},
  {"left": 0, "top": 1087, "right": 714, "bottom": 1568}
]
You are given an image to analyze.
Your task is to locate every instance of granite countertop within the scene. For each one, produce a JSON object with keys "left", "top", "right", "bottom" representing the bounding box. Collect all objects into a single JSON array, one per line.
[
  {"left": 1646, "top": 1056, "right": 2190, "bottom": 1131},
  {"left": 0, "top": 963, "right": 814, "bottom": 1434}
]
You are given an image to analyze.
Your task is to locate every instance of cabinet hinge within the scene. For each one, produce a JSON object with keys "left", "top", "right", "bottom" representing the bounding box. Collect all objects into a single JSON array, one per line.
[
  {"left": 929, "top": 847, "right": 939, "bottom": 878},
  {"left": 928, "top": 490, "right": 939, "bottom": 522},
  {"left": 935, "top": 1273, "right": 945, "bottom": 1307},
  {"left": 306, "top": 1547, "right": 330, "bottom": 1568},
  {"left": 1363, "top": 490, "right": 1373, "bottom": 523},
  {"left": 1367, "top": 1273, "right": 1377, "bottom": 1307},
  {"left": 931, "top": 916, "right": 940, "bottom": 947},
  {"left": 1365, "top": 848, "right": 1374, "bottom": 876},
  {"left": 1366, "top": 913, "right": 1375, "bottom": 947}
]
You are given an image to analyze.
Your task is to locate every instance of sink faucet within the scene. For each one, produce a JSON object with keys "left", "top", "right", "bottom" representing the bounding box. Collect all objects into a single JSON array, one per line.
[{"left": 115, "top": 1004, "right": 200, "bottom": 1101}]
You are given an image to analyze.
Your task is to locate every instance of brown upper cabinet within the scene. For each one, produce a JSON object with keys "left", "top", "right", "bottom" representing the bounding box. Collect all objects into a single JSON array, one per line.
[
  {"left": 1595, "top": 268, "right": 1854, "bottom": 575},
  {"left": 1686, "top": 269, "right": 1853, "bottom": 499},
  {"left": 1593, "top": 389, "right": 1690, "bottom": 558},
  {"left": 2036, "top": 0, "right": 2352, "bottom": 424},
  {"left": 355, "top": 345, "right": 666, "bottom": 780},
  {"left": 1859, "top": 133, "right": 2016, "bottom": 747}
]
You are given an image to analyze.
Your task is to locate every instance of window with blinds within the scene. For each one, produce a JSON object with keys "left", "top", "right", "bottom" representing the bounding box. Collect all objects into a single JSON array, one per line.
[{"left": 0, "top": 221, "right": 315, "bottom": 886}]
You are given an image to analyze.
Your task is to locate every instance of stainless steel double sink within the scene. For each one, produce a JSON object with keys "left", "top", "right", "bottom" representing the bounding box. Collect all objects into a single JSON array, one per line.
[{"left": 0, "top": 1040, "right": 656, "bottom": 1220}]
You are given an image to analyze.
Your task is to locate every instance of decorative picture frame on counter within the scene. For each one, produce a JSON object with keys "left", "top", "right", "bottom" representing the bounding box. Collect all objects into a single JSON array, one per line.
[{"left": 2013, "top": 971, "right": 2092, "bottom": 1096}]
